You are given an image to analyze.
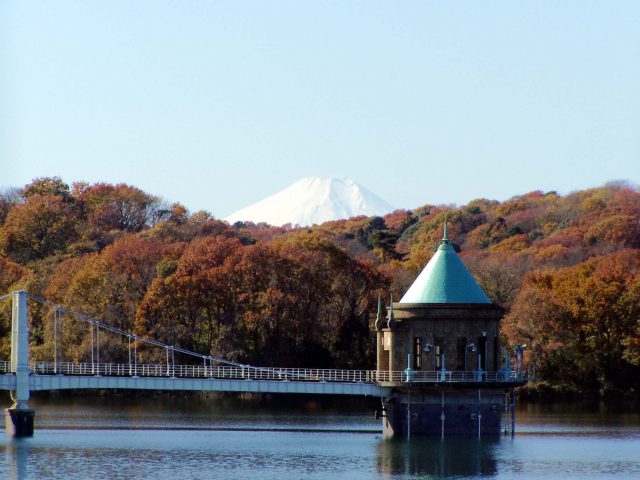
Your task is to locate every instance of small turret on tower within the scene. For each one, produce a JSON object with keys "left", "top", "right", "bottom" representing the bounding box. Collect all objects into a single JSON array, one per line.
[
  {"left": 442, "top": 214, "right": 449, "bottom": 243},
  {"left": 374, "top": 294, "right": 384, "bottom": 331},
  {"left": 387, "top": 295, "right": 396, "bottom": 329}
]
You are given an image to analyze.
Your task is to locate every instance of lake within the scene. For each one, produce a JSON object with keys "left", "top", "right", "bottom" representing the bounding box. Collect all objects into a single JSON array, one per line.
[{"left": 0, "top": 393, "right": 638, "bottom": 479}]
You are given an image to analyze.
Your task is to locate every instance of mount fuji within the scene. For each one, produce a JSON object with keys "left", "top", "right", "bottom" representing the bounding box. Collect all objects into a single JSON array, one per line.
[{"left": 224, "top": 177, "right": 395, "bottom": 227}]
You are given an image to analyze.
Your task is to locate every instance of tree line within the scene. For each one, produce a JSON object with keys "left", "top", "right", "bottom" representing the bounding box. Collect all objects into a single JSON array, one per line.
[{"left": 1, "top": 177, "right": 639, "bottom": 397}]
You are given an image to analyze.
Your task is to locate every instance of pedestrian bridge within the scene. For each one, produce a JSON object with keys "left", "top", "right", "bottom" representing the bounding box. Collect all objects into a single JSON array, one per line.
[
  {"left": 0, "top": 360, "right": 387, "bottom": 397},
  {"left": 0, "top": 360, "right": 526, "bottom": 397},
  {"left": 0, "top": 290, "right": 531, "bottom": 436}
]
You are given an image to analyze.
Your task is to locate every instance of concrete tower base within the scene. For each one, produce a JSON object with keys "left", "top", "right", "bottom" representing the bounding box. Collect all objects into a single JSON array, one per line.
[
  {"left": 5, "top": 407, "right": 35, "bottom": 438},
  {"left": 381, "top": 389, "right": 505, "bottom": 438}
]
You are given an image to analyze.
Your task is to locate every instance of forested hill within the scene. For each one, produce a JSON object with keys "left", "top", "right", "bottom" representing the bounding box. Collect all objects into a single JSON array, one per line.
[{"left": 1, "top": 177, "right": 639, "bottom": 398}]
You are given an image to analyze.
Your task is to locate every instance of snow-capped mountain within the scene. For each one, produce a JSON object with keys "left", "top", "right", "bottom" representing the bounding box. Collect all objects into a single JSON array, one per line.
[{"left": 224, "top": 177, "right": 395, "bottom": 227}]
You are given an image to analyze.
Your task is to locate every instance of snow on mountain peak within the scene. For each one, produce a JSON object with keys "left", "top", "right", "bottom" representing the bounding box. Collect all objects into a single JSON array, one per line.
[{"left": 224, "top": 177, "right": 395, "bottom": 227}]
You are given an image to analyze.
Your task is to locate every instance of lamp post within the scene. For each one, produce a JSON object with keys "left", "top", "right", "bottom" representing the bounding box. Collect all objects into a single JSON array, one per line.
[
  {"left": 481, "top": 331, "right": 487, "bottom": 372},
  {"left": 440, "top": 352, "right": 446, "bottom": 381},
  {"left": 423, "top": 343, "right": 434, "bottom": 371},
  {"left": 515, "top": 344, "right": 526, "bottom": 379},
  {"left": 465, "top": 343, "right": 476, "bottom": 374}
]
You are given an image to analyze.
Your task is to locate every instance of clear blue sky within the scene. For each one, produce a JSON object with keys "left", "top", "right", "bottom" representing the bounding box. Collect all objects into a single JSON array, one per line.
[{"left": 1, "top": 1, "right": 639, "bottom": 218}]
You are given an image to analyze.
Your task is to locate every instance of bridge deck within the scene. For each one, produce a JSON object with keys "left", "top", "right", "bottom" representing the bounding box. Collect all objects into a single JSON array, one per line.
[
  {"left": 0, "top": 360, "right": 531, "bottom": 396},
  {"left": 31, "top": 375, "right": 390, "bottom": 396}
]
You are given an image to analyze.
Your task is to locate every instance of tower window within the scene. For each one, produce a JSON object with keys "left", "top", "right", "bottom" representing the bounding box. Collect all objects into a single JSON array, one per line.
[
  {"left": 456, "top": 337, "right": 466, "bottom": 371},
  {"left": 413, "top": 337, "right": 422, "bottom": 370},
  {"left": 433, "top": 336, "right": 443, "bottom": 370}
]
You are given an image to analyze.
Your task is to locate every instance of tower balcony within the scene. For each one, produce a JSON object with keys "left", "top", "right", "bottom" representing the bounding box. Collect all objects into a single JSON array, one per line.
[{"left": 374, "top": 369, "right": 533, "bottom": 388}]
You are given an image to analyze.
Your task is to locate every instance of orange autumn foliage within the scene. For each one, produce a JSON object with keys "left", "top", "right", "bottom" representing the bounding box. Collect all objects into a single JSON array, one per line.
[{"left": 0, "top": 178, "right": 638, "bottom": 395}]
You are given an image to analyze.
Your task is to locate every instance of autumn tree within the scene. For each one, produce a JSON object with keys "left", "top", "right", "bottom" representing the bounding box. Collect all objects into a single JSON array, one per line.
[
  {"left": 43, "top": 236, "right": 163, "bottom": 362},
  {"left": 504, "top": 250, "right": 640, "bottom": 396},
  {"left": 74, "top": 182, "right": 167, "bottom": 232},
  {"left": 0, "top": 257, "right": 30, "bottom": 357},
  {"left": 0, "top": 187, "right": 22, "bottom": 225},
  {"left": 0, "top": 194, "right": 79, "bottom": 263},
  {"left": 136, "top": 236, "right": 244, "bottom": 359},
  {"left": 22, "top": 176, "right": 72, "bottom": 201},
  {"left": 465, "top": 252, "right": 530, "bottom": 310}
]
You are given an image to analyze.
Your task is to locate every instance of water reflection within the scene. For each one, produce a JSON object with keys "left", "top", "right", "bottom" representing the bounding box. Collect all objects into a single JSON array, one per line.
[
  {"left": 376, "top": 437, "right": 499, "bottom": 478},
  {"left": 5, "top": 440, "right": 28, "bottom": 480},
  {"left": 1, "top": 396, "right": 638, "bottom": 480}
]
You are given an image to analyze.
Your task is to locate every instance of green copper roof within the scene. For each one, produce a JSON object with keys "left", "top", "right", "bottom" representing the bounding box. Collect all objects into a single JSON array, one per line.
[{"left": 400, "top": 226, "right": 491, "bottom": 304}]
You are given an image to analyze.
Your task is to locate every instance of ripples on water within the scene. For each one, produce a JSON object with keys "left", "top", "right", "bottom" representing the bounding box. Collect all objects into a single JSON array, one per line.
[{"left": 0, "top": 394, "right": 638, "bottom": 479}]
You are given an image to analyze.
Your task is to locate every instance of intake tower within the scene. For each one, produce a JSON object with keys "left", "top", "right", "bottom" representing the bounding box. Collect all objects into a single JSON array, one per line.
[{"left": 376, "top": 220, "right": 526, "bottom": 437}]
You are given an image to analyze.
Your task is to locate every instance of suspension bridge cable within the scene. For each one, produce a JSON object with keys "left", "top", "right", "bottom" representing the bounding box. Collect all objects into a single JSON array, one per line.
[
  {"left": 7, "top": 292, "right": 322, "bottom": 382},
  {"left": 96, "top": 324, "right": 100, "bottom": 370},
  {"left": 27, "top": 293, "right": 248, "bottom": 369},
  {"left": 91, "top": 322, "right": 95, "bottom": 374}
]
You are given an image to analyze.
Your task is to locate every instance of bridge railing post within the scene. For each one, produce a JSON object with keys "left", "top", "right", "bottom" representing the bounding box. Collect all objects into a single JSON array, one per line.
[{"left": 5, "top": 291, "right": 35, "bottom": 437}]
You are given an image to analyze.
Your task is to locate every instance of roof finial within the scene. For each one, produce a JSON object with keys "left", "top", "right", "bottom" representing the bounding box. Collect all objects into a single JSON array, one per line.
[{"left": 442, "top": 214, "right": 449, "bottom": 242}]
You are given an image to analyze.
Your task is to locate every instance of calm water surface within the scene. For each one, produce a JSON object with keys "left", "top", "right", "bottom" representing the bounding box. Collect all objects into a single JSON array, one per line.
[{"left": 0, "top": 394, "right": 638, "bottom": 479}]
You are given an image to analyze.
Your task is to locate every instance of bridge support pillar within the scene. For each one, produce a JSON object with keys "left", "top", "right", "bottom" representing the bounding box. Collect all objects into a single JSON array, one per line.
[
  {"left": 5, "top": 408, "right": 34, "bottom": 438},
  {"left": 5, "top": 291, "right": 34, "bottom": 438},
  {"left": 381, "top": 388, "right": 505, "bottom": 438}
]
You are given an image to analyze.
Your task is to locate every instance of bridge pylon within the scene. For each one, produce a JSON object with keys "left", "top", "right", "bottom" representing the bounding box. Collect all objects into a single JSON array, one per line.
[{"left": 5, "top": 291, "right": 34, "bottom": 437}]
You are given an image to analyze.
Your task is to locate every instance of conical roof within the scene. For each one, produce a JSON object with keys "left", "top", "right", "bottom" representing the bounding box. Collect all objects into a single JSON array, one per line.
[{"left": 399, "top": 224, "right": 490, "bottom": 304}]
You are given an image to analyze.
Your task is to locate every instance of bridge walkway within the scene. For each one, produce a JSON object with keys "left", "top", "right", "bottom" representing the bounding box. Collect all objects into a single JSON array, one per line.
[{"left": 0, "top": 360, "right": 528, "bottom": 396}]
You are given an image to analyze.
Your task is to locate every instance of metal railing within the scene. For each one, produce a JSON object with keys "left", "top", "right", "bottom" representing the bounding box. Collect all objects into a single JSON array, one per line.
[
  {"left": 0, "top": 360, "right": 532, "bottom": 384},
  {"left": 376, "top": 369, "right": 532, "bottom": 383},
  {"left": 23, "top": 362, "right": 375, "bottom": 382}
]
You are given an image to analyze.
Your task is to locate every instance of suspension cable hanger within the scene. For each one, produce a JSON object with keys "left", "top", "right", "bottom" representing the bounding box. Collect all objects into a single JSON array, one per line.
[
  {"left": 90, "top": 322, "right": 95, "bottom": 374},
  {"left": 54, "top": 307, "right": 59, "bottom": 374},
  {"left": 26, "top": 293, "right": 286, "bottom": 376}
]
